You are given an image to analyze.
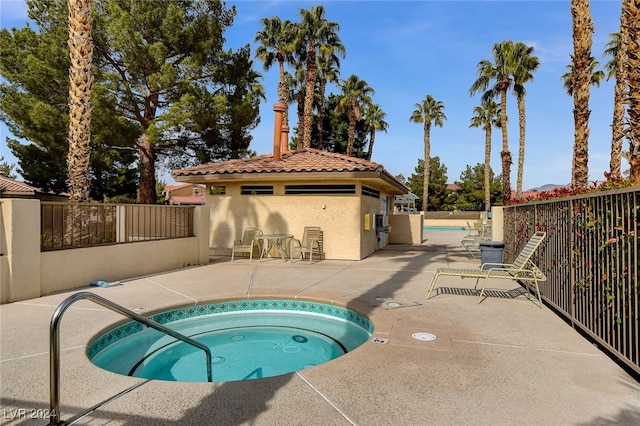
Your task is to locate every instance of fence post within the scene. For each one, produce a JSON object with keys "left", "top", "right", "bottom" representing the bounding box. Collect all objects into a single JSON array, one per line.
[
  {"left": 116, "top": 205, "right": 126, "bottom": 243},
  {"left": 1, "top": 199, "right": 42, "bottom": 302}
]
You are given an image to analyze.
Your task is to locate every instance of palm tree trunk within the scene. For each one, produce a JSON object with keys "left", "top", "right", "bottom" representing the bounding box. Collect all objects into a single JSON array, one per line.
[
  {"left": 499, "top": 88, "right": 512, "bottom": 202},
  {"left": 484, "top": 124, "right": 492, "bottom": 212},
  {"left": 609, "top": 9, "right": 626, "bottom": 181},
  {"left": 570, "top": 0, "right": 594, "bottom": 189},
  {"left": 278, "top": 59, "right": 289, "bottom": 127},
  {"left": 317, "top": 78, "right": 326, "bottom": 150},
  {"left": 67, "top": 0, "right": 93, "bottom": 203},
  {"left": 423, "top": 121, "right": 431, "bottom": 212},
  {"left": 516, "top": 93, "right": 526, "bottom": 196},
  {"left": 610, "top": 74, "right": 625, "bottom": 180},
  {"left": 302, "top": 46, "right": 316, "bottom": 148},
  {"left": 296, "top": 95, "right": 304, "bottom": 148},
  {"left": 623, "top": 0, "right": 640, "bottom": 181},
  {"left": 367, "top": 127, "right": 375, "bottom": 160},
  {"left": 347, "top": 98, "right": 357, "bottom": 156}
]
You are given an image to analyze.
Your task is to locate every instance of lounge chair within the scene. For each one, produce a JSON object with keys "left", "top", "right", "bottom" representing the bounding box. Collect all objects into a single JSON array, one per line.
[
  {"left": 231, "top": 227, "right": 263, "bottom": 261},
  {"left": 461, "top": 221, "right": 492, "bottom": 258},
  {"left": 290, "top": 227, "right": 323, "bottom": 263},
  {"left": 427, "top": 231, "right": 547, "bottom": 307}
]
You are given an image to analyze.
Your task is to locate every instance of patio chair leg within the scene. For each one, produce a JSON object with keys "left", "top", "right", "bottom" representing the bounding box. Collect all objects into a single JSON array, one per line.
[
  {"left": 426, "top": 274, "right": 439, "bottom": 299},
  {"left": 478, "top": 277, "right": 489, "bottom": 304},
  {"left": 530, "top": 280, "right": 543, "bottom": 308}
]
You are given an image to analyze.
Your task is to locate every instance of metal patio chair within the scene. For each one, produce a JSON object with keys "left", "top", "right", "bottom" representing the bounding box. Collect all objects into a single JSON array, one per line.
[
  {"left": 290, "top": 227, "right": 323, "bottom": 263},
  {"left": 231, "top": 227, "right": 263, "bottom": 261}
]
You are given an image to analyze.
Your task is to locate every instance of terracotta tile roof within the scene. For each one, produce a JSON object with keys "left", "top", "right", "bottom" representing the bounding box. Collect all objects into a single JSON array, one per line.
[
  {"left": 168, "top": 195, "right": 206, "bottom": 205},
  {"left": 0, "top": 175, "right": 39, "bottom": 194},
  {"left": 173, "top": 148, "right": 387, "bottom": 177},
  {"left": 446, "top": 183, "right": 461, "bottom": 192},
  {"left": 165, "top": 183, "right": 193, "bottom": 191}
]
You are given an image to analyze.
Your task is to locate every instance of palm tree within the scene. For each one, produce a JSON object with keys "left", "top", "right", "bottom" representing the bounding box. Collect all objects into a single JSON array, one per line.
[
  {"left": 470, "top": 100, "right": 501, "bottom": 211},
  {"left": 470, "top": 40, "right": 518, "bottom": 203},
  {"left": 561, "top": 61, "right": 605, "bottom": 95},
  {"left": 287, "top": 66, "right": 306, "bottom": 148},
  {"left": 255, "top": 17, "right": 295, "bottom": 129},
  {"left": 570, "top": 0, "right": 595, "bottom": 189},
  {"left": 621, "top": 0, "right": 640, "bottom": 181},
  {"left": 316, "top": 51, "right": 341, "bottom": 150},
  {"left": 336, "top": 74, "right": 374, "bottom": 156},
  {"left": 512, "top": 42, "right": 540, "bottom": 196},
  {"left": 604, "top": 32, "right": 624, "bottom": 180},
  {"left": 409, "top": 95, "right": 446, "bottom": 212},
  {"left": 67, "top": 0, "right": 94, "bottom": 203},
  {"left": 364, "top": 103, "right": 388, "bottom": 161},
  {"left": 297, "top": 6, "right": 344, "bottom": 149}
]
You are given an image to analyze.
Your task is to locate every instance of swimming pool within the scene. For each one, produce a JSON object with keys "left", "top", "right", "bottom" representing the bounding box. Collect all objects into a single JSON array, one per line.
[
  {"left": 88, "top": 299, "right": 374, "bottom": 383},
  {"left": 423, "top": 226, "right": 468, "bottom": 231}
]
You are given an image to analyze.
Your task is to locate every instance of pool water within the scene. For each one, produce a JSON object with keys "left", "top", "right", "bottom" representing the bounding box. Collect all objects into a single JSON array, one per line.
[
  {"left": 88, "top": 300, "right": 373, "bottom": 383},
  {"left": 423, "top": 226, "right": 468, "bottom": 231}
]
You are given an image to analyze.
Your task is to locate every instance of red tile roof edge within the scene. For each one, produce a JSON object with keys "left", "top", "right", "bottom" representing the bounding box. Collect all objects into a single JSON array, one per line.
[
  {"left": 172, "top": 148, "right": 386, "bottom": 176},
  {"left": 0, "top": 175, "right": 40, "bottom": 194}
]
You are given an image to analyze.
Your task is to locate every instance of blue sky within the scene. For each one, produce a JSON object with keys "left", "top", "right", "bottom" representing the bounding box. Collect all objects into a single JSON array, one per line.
[{"left": 1, "top": 0, "right": 622, "bottom": 190}]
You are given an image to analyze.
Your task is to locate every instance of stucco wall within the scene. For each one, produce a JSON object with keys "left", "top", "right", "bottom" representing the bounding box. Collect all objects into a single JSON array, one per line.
[
  {"left": 360, "top": 194, "right": 384, "bottom": 258},
  {"left": 207, "top": 181, "right": 392, "bottom": 261},
  {"left": 389, "top": 213, "right": 424, "bottom": 244},
  {"left": 40, "top": 237, "right": 202, "bottom": 295},
  {"left": 0, "top": 199, "right": 210, "bottom": 303},
  {"left": 1, "top": 199, "right": 41, "bottom": 302}
]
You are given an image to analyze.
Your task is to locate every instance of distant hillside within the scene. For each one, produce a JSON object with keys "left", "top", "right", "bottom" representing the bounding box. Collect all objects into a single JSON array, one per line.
[{"left": 526, "top": 184, "right": 568, "bottom": 192}]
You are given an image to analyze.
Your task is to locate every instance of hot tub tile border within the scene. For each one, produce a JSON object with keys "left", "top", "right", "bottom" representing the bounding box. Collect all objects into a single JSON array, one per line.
[{"left": 87, "top": 299, "right": 374, "bottom": 359}]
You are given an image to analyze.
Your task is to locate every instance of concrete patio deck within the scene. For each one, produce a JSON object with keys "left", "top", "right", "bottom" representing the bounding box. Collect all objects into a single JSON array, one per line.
[{"left": 1, "top": 230, "right": 639, "bottom": 425}]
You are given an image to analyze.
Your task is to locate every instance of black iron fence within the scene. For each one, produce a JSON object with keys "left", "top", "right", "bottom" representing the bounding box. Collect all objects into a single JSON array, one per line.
[
  {"left": 41, "top": 202, "right": 195, "bottom": 251},
  {"left": 504, "top": 187, "right": 639, "bottom": 375}
]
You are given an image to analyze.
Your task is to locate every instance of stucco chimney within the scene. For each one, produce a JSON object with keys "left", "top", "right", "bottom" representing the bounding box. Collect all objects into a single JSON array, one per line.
[{"left": 273, "top": 103, "right": 286, "bottom": 161}]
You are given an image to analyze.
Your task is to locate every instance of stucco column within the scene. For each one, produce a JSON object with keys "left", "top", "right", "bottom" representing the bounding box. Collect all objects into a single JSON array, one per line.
[
  {"left": 273, "top": 103, "right": 286, "bottom": 161},
  {"left": 1, "top": 199, "right": 41, "bottom": 302},
  {"left": 281, "top": 125, "right": 289, "bottom": 154},
  {"left": 193, "top": 205, "right": 210, "bottom": 264}
]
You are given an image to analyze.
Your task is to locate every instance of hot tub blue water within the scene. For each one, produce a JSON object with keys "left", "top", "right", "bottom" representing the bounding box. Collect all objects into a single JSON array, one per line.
[{"left": 88, "top": 299, "right": 373, "bottom": 383}]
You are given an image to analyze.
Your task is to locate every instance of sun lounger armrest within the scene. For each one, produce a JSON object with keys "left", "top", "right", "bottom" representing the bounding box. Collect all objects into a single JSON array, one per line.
[{"left": 480, "top": 262, "right": 513, "bottom": 270}]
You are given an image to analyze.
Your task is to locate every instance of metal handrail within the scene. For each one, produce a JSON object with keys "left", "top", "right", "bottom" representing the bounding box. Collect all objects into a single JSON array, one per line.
[{"left": 49, "top": 291, "right": 212, "bottom": 425}]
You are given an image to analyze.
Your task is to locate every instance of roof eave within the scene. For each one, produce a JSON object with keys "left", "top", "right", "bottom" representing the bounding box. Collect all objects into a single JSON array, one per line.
[{"left": 175, "top": 170, "right": 408, "bottom": 195}]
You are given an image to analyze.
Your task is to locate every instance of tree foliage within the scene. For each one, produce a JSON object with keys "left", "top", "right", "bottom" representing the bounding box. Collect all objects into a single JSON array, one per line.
[
  {"left": 454, "top": 163, "right": 503, "bottom": 211},
  {"left": 1, "top": 0, "right": 262, "bottom": 203},
  {"left": 308, "top": 93, "right": 367, "bottom": 155},
  {"left": 409, "top": 95, "right": 446, "bottom": 211},
  {"left": 0, "top": 156, "right": 15, "bottom": 178},
  {"left": 407, "top": 157, "right": 449, "bottom": 211},
  {"left": 0, "top": 1, "right": 138, "bottom": 199}
]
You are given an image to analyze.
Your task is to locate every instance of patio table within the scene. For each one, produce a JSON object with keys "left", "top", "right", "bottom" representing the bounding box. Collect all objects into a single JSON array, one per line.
[{"left": 258, "top": 234, "right": 293, "bottom": 261}]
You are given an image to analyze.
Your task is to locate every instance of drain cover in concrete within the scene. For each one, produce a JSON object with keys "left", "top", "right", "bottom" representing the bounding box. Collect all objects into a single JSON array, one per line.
[{"left": 412, "top": 332, "right": 437, "bottom": 341}]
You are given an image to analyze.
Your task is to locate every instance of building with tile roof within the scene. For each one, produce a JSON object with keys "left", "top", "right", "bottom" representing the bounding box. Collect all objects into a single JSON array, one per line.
[
  {"left": 0, "top": 174, "right": 68, "bottom": 201},
  {"left": 163, "top": 183, "right": 206, "bottom": 205},
  {"left": 173, "top": 147, "right": 410, "bottom": 260}
]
